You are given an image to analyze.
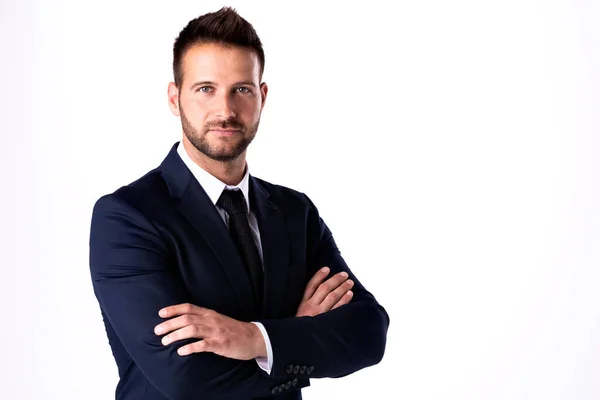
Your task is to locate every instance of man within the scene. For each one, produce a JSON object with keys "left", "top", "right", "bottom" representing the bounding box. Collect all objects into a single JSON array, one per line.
[{"left": 89, "top": 7, "right": 389, "bottom": 400}]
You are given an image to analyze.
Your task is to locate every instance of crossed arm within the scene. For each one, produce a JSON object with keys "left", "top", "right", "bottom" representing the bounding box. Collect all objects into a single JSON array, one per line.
[
  {"left": 90, "top": 194, "right": 389, "bottom": 399},
  {"left": 154, "top": 266, "right": 354, "bottom": 361}
]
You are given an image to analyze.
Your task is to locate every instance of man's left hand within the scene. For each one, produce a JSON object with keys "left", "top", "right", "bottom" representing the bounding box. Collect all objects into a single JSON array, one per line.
[{"left": 154, "top": 303, "right": 266, "bottom": 360}]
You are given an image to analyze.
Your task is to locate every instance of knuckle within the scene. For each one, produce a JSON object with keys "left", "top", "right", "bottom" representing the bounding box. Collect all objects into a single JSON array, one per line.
[
  {"left": 222, "top": 337, "right": 230, "bottom": 347},
  {"left": 325, "top": 292, "right": 337, "bottom": 302},
  {"left": 303, "top": 306, "right": 317, "bottom": 316}
]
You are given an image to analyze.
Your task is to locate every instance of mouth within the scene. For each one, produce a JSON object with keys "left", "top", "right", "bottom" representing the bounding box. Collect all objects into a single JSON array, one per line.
[{"left": 209, "top": 129, "right": 241, "bottom": 136}]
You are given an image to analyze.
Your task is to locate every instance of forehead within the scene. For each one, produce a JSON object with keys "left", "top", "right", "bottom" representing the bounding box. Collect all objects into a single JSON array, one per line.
[{"left": 180, "top": 42, "right": 261, "bottom": 86}]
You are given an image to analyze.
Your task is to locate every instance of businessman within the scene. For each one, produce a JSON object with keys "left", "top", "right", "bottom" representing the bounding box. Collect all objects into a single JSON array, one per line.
[{"left": 89, "top": 7, "right": 389, "bottom": 399}]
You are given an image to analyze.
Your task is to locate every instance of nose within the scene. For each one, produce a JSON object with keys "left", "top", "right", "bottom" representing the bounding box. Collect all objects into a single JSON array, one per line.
[{"left": 215, "top": 93, "right": 236, "bottom": 120}]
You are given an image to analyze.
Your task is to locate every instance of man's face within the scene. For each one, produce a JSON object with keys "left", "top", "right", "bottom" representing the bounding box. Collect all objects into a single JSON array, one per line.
[{"left": 169, "top": 42, "right": 267, "bottom": 162}]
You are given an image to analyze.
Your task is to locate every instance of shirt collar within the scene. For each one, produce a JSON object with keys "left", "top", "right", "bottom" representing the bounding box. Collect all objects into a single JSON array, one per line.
[{"left": 176, "top": 141, "right": 251, "bottom": 212}]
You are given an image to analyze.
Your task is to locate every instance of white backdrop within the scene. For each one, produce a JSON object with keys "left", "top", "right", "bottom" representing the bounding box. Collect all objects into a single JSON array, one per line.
[{"left": 1, "top": 0, "right": 599, "bottom": 399}]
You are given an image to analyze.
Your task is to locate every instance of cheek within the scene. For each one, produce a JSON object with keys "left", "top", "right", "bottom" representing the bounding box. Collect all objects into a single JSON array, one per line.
[
  {"left": 238, "top": 98, "right": 262, "bottom": 119},
  {"left": 184, "top": 100, "right": 209, "bottom": 122}
]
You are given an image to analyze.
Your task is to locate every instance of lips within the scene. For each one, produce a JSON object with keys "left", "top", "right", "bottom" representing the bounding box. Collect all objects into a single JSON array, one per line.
[{"left": 209, "top": 129, "right": 240, "bottom": 136}]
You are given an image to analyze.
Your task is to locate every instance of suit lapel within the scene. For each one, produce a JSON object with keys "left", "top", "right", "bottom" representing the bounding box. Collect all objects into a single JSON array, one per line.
[
  {"left": 176, "top": 181, "right": 256, "bottom": 317},
  {"left": 160, "top": 143, "right": 255, "bottom": 318},
  {"left": 250, "top": 177, "right": 291, "bottom": 318}
]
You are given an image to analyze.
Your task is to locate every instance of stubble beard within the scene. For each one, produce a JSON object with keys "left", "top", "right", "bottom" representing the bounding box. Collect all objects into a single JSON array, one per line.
[{"left": 180, "top": 106, "right": 259, "bottom": 162}]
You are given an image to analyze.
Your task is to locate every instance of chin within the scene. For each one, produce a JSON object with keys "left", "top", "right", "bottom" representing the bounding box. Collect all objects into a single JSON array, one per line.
[
  {"left": 208, "top": 153, "right": 243, "bottom": 162},
  {"left": 206, "top": 147, "right": 244, "bottom": 161}
]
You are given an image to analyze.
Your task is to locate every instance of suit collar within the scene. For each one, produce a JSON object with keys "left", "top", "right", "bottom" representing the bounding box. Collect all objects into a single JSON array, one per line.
[
  {"left": 159, "top": 142, "right": 192, "bottom": 200},
  {"left": 176, "top": 141, "right": 252, "bottom": 212}
]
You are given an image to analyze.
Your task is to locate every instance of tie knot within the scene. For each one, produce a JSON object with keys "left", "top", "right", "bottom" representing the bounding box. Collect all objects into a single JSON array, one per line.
[{"left": 217, "top": 189, "right": 247, "bottom": 216}]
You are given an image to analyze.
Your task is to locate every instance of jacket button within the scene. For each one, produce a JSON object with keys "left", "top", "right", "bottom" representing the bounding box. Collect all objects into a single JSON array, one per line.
[
  {"left": 286, "top": 364, "right": 294, "bottom": 374},
  {"left": 293, "top": 365, "right": 300, "bottom": 374},
  {"left": 285, "top": 381, "right": 292, "bottom": 389},
  {"left": 279, "top": 383, "right": 286, "bottom": 392},
  {"left": 271, "top": 387, "right": 278, "bottom": 394},
  {"left": 307, "top": 366, "right": 314, "bottom": 375},
  {"left": 299, "top": 365, "right": 307, "bottom": 374},
  {"left": 292, "top": 378, "right": 298, "bottom": 387}
]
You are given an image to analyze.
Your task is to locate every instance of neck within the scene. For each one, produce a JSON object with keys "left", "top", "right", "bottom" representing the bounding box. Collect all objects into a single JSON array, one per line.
[{"left": 182, "top": 139, "right": 247, "bottom": 186}]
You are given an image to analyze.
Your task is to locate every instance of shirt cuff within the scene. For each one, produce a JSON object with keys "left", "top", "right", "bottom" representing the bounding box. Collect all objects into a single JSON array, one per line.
[{"left": 251, "top": 321, "right": 273, "bottom": 374}]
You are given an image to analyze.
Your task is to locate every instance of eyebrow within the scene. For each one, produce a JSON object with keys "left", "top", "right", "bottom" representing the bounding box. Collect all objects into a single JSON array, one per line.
[{"left": 190, "top": 80, "right": 257, "bottom": 89}]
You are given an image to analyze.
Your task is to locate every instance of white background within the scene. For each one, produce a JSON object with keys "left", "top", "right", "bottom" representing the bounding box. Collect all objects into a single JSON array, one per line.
[{"left": 1, "top": 0, "right": 599, "bottom": 399}]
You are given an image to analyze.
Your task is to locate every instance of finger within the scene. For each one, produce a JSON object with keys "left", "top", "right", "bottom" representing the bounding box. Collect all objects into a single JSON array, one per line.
[
  {"left": 312, "top": 271, "right": 349, "bottom": 304},
  {"left": 155, "top": 314, "right": 202, "bottom": 336},
  {"left": 331, "top": 290, "right": 354, "bottom": 310},
  {"left": 159, "top": 303, "right": 211, "bottom": 319},
  {"left": 177, "top": 339, "right": 211, "bottom": 356},
  {"left": 302, "top": 266, "right": 330, "bottom": 301},
  {"left": 321, "top": 279, "right": 354, "bottom": 310},
  {"left": 161, "top": 323, "right": 211, "bottom": 346}
]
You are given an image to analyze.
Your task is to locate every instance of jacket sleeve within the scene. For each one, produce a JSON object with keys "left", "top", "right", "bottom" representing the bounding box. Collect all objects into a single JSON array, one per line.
[
  {"left": 257, "top": 193, "right": 390, "bottom": 380},
  {"left": 89, "top": 194, "right": 308, "bottom": 399}
]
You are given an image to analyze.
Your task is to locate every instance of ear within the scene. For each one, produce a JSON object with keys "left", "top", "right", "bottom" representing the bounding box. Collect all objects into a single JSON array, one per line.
[
  {"left": 168, "top": 82, "right": 180, "bottom": 116},
  {"left": 259, "top": 82, "right": 268, "bottom": 112}
]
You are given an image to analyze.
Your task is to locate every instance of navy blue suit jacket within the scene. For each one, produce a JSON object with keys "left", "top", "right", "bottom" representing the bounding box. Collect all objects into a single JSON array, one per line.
[{"left": 89, "top": 142, "right": 389, "bottom": 399}]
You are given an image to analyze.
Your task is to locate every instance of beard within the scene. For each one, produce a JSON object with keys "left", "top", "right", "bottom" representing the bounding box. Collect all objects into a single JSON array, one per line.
[{"left": 180, "top": 106, "right": 259, "bottom": 162}]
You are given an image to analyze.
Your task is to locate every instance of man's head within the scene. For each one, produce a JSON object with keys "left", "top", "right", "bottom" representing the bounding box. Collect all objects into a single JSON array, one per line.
[{"left": 168, "top": 7, "right": 267, "bottom": 163}]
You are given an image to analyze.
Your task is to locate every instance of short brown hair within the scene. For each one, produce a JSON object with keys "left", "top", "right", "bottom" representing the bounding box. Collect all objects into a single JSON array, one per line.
[{"left": 172, "top": 7, "right": 265, "bottom": 87}]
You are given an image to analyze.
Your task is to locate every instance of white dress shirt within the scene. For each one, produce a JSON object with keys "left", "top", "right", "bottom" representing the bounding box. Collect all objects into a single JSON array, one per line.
[{"left": 176, "top": 142, "right": 273, "bottom": 374}]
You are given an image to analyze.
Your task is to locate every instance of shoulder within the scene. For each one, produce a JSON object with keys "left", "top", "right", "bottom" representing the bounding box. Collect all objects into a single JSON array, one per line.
[
  {"left": 250, "top": 176, "right": 326, "bottom": 229},
  {"left": 92, "top": 168, "right": 171, "bottom": 218},
  {"left": 252, "top": 176, "right": 314, "bottom": 209}
]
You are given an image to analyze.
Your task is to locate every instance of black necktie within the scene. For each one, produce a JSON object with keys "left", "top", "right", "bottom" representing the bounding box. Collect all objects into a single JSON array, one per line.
[{"left": 217, "top": 189, "right": 264, "bottom": 309}]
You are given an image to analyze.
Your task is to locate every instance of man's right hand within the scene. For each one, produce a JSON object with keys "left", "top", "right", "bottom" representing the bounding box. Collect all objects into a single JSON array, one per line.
[{"left": 296, "top": 267, "right": 354, "bottom": 317}]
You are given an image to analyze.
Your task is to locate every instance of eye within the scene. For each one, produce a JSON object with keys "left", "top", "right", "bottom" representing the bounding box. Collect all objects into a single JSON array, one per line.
[
  {"left": 235, "top": 87, "right": 251, "bottom": 94},
  {"left": 197, "top": 86, "right": 213, "bottom": 93}
]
